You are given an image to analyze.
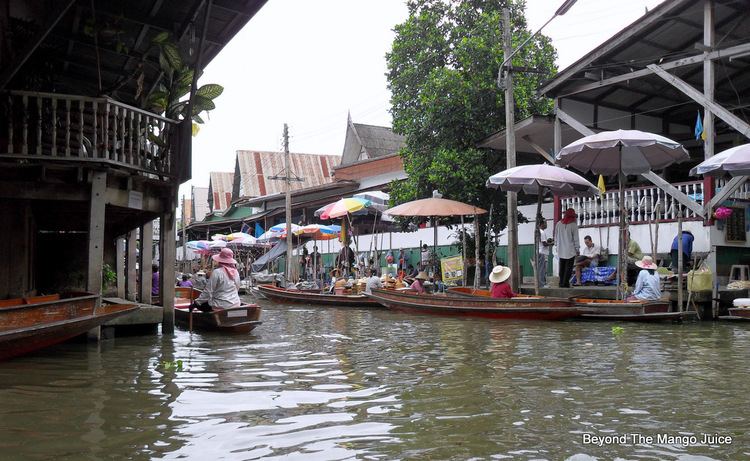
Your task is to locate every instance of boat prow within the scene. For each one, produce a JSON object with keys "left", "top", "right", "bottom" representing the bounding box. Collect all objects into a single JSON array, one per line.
[{"left": 257, "top": 284, "right": 383, "bottom": 307}]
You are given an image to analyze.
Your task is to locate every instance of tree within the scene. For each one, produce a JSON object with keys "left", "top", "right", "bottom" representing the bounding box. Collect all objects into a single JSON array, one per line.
[{"left": 386, "top": 0, "right": 557, "bottom": 231}]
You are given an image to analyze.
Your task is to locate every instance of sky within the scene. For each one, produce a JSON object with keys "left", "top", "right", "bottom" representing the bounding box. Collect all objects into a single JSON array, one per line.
[{"left": 181, "top": 0, "right": 666, "bottom": 199}]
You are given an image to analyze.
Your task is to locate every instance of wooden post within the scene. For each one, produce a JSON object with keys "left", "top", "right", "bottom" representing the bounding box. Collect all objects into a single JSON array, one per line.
[
  {"left": 160, "top": 210, "right": 176, "bottom": 334},
  {"left": 87, "top": 171, "right": 107, "bottom": 340},
  {"left": 533, "top": 194, "right": 543, "bottom": 295},
  {"left": 116, "top": 236, "right": 126, "bottom": 298},
  {"left": 461, "top": 215, "right": 467, "bottom": 286},
  {"left": 474, "top": 215, "right": 480, "bottom": 289},
  {"left": 503, "top": 7, "right": 519, "bottom": 292},
  {"left": 139, "top": 221, "right": 153, "bottom": 304},
  {"left": 618, "top": 149, "right": 626, "bottom": 300},
  {"left": 126, "top": 230, "right": 137, "bottom": 301},
  {"left": 677, "top": 209, "right": 684, "bottom": 312}
]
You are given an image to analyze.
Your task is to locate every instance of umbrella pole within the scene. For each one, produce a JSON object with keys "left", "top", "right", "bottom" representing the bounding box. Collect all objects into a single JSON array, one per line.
[
  {"left": 461, "top": 215, "right": 467, "bottom": 286},
  {"left": 433, "top": 217, "right": 438, "bottom": 278},
  {"left": 474, "top": 215, "right": 480, "bottom": 289},
  {"left": 677, "top": 208, "right": 684, "bottom": 312},
  {"left": 533, "top": 192, "right": 543, "bottom": 295},
  {"left": 618, "top": 147, "right": 626, "bottom": 300}
]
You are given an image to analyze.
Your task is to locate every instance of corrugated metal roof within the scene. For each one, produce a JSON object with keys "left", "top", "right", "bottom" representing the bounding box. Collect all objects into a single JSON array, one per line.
[
  {"left": 209, "top": 172, "right": 235, "bottom": 212},
  {"left": 235, "top": 150, "right": 340, "bottom": 198},
  {"left": 191, "top": 186, "right": 210, "bottom": 222}
]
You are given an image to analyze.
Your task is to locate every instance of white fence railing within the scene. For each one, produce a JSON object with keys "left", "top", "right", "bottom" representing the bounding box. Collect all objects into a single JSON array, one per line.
[
  {"left": 3, "top": 90, "right": 179, "bottom": 176},
  {"left": 561, "top": 181, "right": 705, "bottom": 227},
  {"left": 717, "top": 178, "right": 750, "bottom": 200}
]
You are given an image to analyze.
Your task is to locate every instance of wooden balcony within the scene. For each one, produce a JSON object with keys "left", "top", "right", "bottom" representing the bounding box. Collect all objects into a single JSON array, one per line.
[{"left": 2, "top": 90, "right": 183, "bottom": 179}]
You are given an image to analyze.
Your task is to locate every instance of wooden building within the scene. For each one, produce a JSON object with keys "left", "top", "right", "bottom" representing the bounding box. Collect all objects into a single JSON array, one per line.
[{"left": 0, "top": 0, "right": 267, "bottom": 333}]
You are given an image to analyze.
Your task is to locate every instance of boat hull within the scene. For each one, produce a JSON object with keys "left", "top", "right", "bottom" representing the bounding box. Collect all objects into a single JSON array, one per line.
[
  {"left": 368, "top": 289, "right": 580, "bottom": 320},
  {"left": 572, "top": 298, "right": 677, "bottom": 321},
  {"left": 175, "top": 304, "right": 262, "bottom": 333},
  {"left": 257, "top": 284, "right": 383, "bottom": 307},
  {"left": 728, "top": 308, "right": 750, "bottom": 320},
  {"left": 0, "top": 293, "right": 138, "bottom": 361}
]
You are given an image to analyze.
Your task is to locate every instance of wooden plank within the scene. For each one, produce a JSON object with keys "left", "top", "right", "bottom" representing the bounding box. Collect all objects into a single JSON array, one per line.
[
  {"left": 556, "top": 108, "right": 596, "bottom": 137},
  {"left": 86, "top": 172, "right": 107, "bottom": 293},
  {"left": 703, "top": 0, "right": 715, "bottom": 160},
  {"left": 521, "top": 135, "right": 555, "bottom": 163},
  {"left": 139, "top": 221, "right": 153, "bottom": 304},
  {"left": 647, "top": 64, "right": 750, "bottom": 139},
  {"left": 642, "top": 171, "right": 705, "bottom": 217},
  {"left": 557, "top": 41, "right": 750, "bottom": 98}
]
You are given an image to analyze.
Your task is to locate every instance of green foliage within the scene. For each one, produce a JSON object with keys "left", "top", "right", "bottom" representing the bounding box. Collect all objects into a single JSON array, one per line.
[
  {"left": 102, "top": 264, "right": 117, "bottom": 289},
  {"left": 387, "top": 0, "right": 557, "bottom": 232},
  {"left": 612, "top": 326, "right": 624, "bottom": 336},
  {"left": 160, "top": 360, "right": 184, "bottom": 371}
]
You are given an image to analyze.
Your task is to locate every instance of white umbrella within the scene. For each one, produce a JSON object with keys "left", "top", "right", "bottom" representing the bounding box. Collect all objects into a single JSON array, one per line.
[
  {"left": 557, "top": 129, "right": 689, "bottom": 299},
  {"left": 487, "top": 164, "right": 599, "bottom": 294},
  {"left": 690, "top": 143, "right": 750, "bottom": 177}
]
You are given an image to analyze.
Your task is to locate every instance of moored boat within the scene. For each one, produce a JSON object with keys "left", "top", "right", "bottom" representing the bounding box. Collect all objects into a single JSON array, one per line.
[
  {"left": 572, "top": 298, "right": 683, "bottom": 321},
  {"left": 0, "top": 292, "right": 139, "bottom": 361},
  {"left": 367, "top": 288, "right": 580, "bottom": 320},
  {"left": 727, "top": 307, "right": 750, "bottom": 320},
  {"left": 257, "top": 284, "right": 383, "bottom": 308},
  {"left": 174, "top": 287, "right": 261, "bottom": 333}
]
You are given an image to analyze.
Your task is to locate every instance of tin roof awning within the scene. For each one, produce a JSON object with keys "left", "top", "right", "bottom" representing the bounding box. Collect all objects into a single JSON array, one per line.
[{"left": 478, "top": 115, "right": 584, "bottom": 161}]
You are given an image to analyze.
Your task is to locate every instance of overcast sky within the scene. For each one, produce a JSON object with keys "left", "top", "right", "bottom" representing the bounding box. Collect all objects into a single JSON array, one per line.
[{"left": 181, "top": 0, "right": 666, "bottom": 199}]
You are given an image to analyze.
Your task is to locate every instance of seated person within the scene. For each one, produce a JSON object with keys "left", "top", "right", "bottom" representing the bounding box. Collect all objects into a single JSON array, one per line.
[
  {"left": 626, "top": 256, "right": 662, "bottom": 301},
  {"left": 489, "top": 265, "right": 516, "bottom": 299},
  {"left": 409, "top": 271, "right": 429, "bottom": 294},
  {"left": 192, "top": 248, "right": 241, "bottom": 311},
  {"left": 178, "top": 274, "right": 193, "bottom": 288},
  {"left": 364, "top": 269, "right": 383, "bottom": 294},
  {"left": 574, "top": 235, "right": 601, "bottom": 285}
]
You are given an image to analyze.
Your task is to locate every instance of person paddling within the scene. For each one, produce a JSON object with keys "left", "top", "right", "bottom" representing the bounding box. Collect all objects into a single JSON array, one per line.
[{"left": 192, "top": 248, "right": 241, "bottom": 311}]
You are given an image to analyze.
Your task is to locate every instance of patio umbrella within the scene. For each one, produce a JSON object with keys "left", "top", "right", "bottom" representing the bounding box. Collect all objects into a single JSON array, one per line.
[
  {"left": 226, "top": 235, "right": 258, "bottom": 247},
  {"left": 557, "top": 129, "right": 689, "bottom": 299},
  {"left": 269, "top": 222, "right": 301, "bottom": 234},
  {"left": 322, "top": 197, "right": 372, "bottom": 219},
  {"left": 487, "top": 164, "right": 599, "bottom": 294},
  {"left": 690, "top": 143, "right": 750, "bottom": 177},
  {"left": 295, "top": 224, "right": 340, "bottom": 240},
  {"left": 385, "top": 195, "right": 487, "bottom": 284},
  {"left": 226, "top": 232, "right": 253, "bottom": 241}
]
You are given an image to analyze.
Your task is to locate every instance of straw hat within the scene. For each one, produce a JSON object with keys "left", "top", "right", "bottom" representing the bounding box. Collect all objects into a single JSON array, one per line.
[
  {"left": 635, "top": 255, "right": 657, "bottom": 269},
  {"left": 489, "top": 265, "right": 512, "bottom": 284},
  {"left": 212, "top": 248, "right": 237, "bottom": 265},
  {"left": 415, "top": 271, "right": 429, "bottom": 281},
  {"left": 196, "top": 270, "right": 206, "bottom": 276},
  {"left": 330, "top": 268, "right": 342, "bottom": 278}
]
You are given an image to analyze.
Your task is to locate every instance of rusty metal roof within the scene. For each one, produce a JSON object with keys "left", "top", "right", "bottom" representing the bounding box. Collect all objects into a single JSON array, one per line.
[
  {"left": 234, "top": 150, "right": 340, "bottom": 199},
  {"left": 208, "top": 171, "right": 234, "bottom": 212}
]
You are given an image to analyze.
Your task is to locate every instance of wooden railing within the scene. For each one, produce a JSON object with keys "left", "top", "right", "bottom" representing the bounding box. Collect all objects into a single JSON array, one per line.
[
  {"left": 2, "top": 90, "right": 180, "bottom": 177},
  {"left": 561, "top": 180, "right": 705, "bottom": 227}
]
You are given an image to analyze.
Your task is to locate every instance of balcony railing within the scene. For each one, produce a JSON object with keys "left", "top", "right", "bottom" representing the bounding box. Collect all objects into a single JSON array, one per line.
[
  {"left": 2, "top": 90, "right": 179, "bottom": 177},
  {"left": 561, "top": 180, "right": 705, "bottom": 227}
]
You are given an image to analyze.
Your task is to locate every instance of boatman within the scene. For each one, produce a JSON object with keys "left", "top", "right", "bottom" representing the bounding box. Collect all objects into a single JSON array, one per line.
[
  {"left": 192, "top": 248, "right": 241, "bottom": 312},
  {"left": 489, "top": 265, "right": 516, "bottom": 299}
]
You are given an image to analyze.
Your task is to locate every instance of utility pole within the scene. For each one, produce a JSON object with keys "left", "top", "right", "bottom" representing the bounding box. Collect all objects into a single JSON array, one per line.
[
  {"left": 268, "top": 124, "right": 304, "bottom": 284},
  {"left": 181, "top": 194, "right": 187, "bottom": 272},
  {"left": 502, "top": 7, "right": 519, "bottom": 291}
]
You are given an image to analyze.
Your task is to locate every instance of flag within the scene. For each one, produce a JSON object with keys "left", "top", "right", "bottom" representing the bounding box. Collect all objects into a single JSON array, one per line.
[
  {"left": 254, "top": 223, "right": 264, "bottom": 238},
  {"left": 597, "top": 175, "right": 606, "bottom": 194},
  {"left": 694, "top": 111, "right": 703, "bottom": 140},
  {"left": 240, "top": 222, "right": 250, "bottom": 234}
]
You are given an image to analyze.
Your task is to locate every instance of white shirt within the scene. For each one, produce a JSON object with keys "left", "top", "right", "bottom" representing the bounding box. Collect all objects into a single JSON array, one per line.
[
  {"left": 582, "top": 243, "right": 601, "bottom": 259},
  {"left": 538, "top": 228, "right": 551, "bottom": 256},
  {"left": 365, "top": 275, "right": 383, "bottom": 294},
  {"left": 195, "top": 267, "right": 241, "bottom": 308},
  {"left": 555, "top": 221, "right": 580, "bottom": 259}
]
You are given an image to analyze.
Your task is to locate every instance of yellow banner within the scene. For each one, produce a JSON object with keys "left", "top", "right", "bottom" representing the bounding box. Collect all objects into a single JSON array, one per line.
[{"left": 440, "top": 255, "right": 464, "bottom": 283}]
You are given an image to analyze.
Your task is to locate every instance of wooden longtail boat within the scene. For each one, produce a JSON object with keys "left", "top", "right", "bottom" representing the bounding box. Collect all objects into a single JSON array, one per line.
[
  {"left": 257, "top": 284, "right": 383, "bottom": 308},
  {"left": 726, "top": 308, "right": 750, "bottom": 321},
  {"left": 174, "top": 287, "right": 261, "bottom": 333},
  {"left": 0, "top": 293, "right": 138, "bottom": 361},
  {"left": 367, "top": 288, "right": 580, "bottom": 320},
  {"left": 571, "top": 298, "right": 683, "bottom": 321}
]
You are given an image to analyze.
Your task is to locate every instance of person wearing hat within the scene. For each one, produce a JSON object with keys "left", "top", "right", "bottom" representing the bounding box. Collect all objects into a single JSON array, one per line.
[
  {"left": 193, "top": 270, "right": 208, "bottom": 291},
  {"left": 670, "top": 230, "right": 694, "bottom": 272},
  {"left": 489, "top": 265, "right": 516, "bottom": 299},
  {"left": 178, "top": 274, "right": 193, "bottom": 288},
  {"left": 626, "top": 255, "right": 662, "bottom": 301},
  {"left": 409, "top": 271, "right": 429, "bottom": 294},
  {"left": 555, "top": 208, "right": 580, "bottom": 288},
  {"left": 192, "top": 248, "right": 241, "bottom": 311}
]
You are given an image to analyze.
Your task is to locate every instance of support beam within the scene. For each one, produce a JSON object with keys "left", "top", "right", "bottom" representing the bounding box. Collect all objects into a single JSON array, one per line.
[
  {"left": 86, "top": 171, "right": 107, "bottom": 341},
  {"left": 521, "top": 135, "right": 555, "bottom": 163},
  {"left": 558, "top": 41, "right": 750, "bottom": 98},
  {"left": 160, "top": 211, "right": 176, "bottom": 334},
  {"left": 647, "top": 64, "right": 750, "bottom": 139},
  {"left": 703, "top": 0, "right": 715, "bottom": 160},
  {"left": 642, "top": 171, "right": 705, "bottom": 217},
  {"left": 556, "top": 108, "right": 596, "bottom": 137},
  {"left": 706, "top": 176, "right": 748, "bottom": 212},
  {"left": 139, "top": 222, "right": 153, "bottom": 304},
  {"left": 126, "top": 230, "right": 138, "bottom": 301},
  {"left": 116, "top": 237, "right": 126, "bottom": 298}
]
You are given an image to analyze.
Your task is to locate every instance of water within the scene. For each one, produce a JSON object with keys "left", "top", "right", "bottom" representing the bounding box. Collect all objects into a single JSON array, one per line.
[{"left": 1, "top": 299, "right": 749, "bottom": 460}]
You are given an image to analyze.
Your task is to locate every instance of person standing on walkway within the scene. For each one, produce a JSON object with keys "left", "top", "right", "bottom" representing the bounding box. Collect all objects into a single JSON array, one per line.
[
  {"left": 555, "top": 208, "right": 580, "bottom": 288},
  {"left": 537, "top": 218, "right": 553, "bottom": 288}
]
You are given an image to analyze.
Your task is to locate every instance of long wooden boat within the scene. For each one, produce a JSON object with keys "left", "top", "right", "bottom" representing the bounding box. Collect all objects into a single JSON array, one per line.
[
  {"left": 572, "top": 298, "right": 683, "bottom": 321},
  {"left": 0, "top": 292, "right": 138, "bottom": 361},
  {"left": 257, "top": 284, "right": 383, "bottom": 308},
  {"left": 174, "top": 287, "right": 261, "bottom": 333},
  {"left": 727, "top": 308, "right": 750, "bottom": 320},
  {"left": 367, "top": 288, "right": 581, "bottom": 320}
]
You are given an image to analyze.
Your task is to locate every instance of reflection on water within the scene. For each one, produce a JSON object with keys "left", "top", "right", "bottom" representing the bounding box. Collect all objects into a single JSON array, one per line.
[{"left": 1, "top": 300, "right": 749, "bottom": 460}]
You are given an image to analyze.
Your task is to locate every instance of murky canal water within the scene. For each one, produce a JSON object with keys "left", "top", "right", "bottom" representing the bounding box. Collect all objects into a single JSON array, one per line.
[{"left": 1, "top": 298, "right": 749, "bottom": 460}]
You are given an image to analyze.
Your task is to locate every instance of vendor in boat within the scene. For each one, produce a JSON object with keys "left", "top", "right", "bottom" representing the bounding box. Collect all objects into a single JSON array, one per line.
[
  {"left": 409, "top": 271, "right": 429, "bottom": 294},
  {"left": 192, "top": 248, "right": 241, "bottom": 312},
  {"left": 337, "top": 242, "right": 356, "bottom": 277},
  {"left": 178, "top": 274, "right": 193, "bottom": 288},
  {"left": 193, "top": 270, "right": 207, "bottom": 291},
  {"left": 489, "top": 265, "right": 516, "bottom": 299},
  {"left": 364, "top": 269, "right": 383, "bottom": 294},
  {"left": 626, "top": 256, "right": 662, "bottom": 301}
]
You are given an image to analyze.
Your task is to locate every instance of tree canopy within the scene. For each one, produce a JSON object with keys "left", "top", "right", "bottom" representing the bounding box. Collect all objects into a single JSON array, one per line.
[{"left": 386, "top": 0, "right": 557, "bottom": 230}]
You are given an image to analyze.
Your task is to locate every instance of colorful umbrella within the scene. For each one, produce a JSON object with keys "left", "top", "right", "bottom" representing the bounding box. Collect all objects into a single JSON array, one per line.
[
  {"left": 211, "top": 233, "right": 227, "bottom": 241},
  {"left": 319, "top": 197, "right": 371, "bottom": 219},
  {"left": 186, "top": 240, "right": 211, "bottom": 250},
  {"left": 295, "top": 224, "right": 340, "bottom": 240},
  {"left": 208, "top": 240, "right": 227, "bottom": 249},
  {"left": 227, "top": 232, "right": 253, "bottom": 241},
  {"left": 269, "top": 222, "right": 301, "bottom": 234}
]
